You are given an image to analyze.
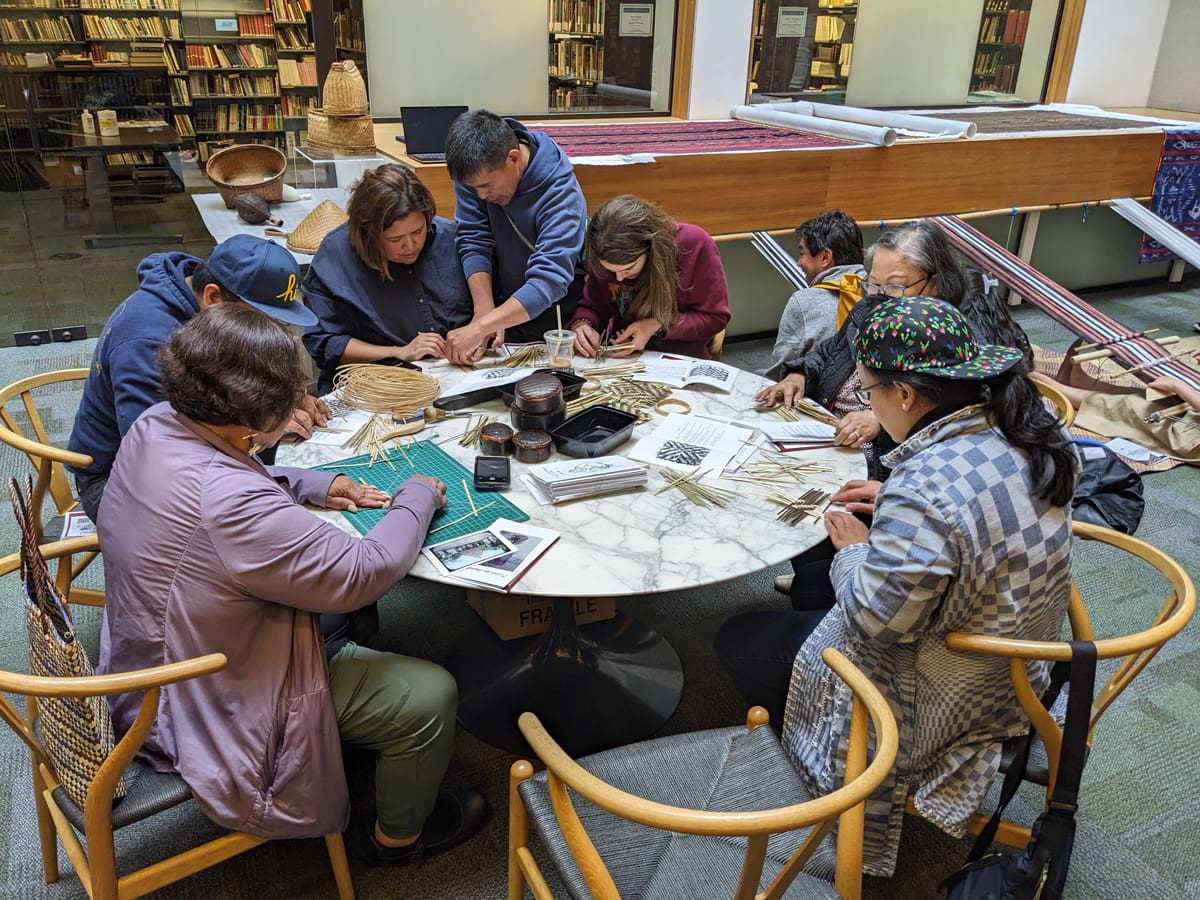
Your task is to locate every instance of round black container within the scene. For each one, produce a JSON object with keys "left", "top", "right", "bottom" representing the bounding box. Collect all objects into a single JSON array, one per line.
[
  {"left": 479, "top": 422, "right": 514, "bottom": 456},
  {"left": 510, "top": 404, "right": 566, "bottom": 433},
  {"left": 512, "top": 372, "right": 564, "bottom": 415},
  {"left": 512, "top": 429, "right": 553, "bottom": 463}
]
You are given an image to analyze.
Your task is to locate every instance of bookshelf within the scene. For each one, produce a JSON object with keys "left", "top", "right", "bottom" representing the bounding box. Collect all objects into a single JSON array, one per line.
[
  {"left": 270, "top": 0, "right": 315, "bottom": 159},
  {"left": 181, "top": 3, "right": 283, "bottom": 161},
  {"left": 0, "top": 0, "right": 187, "bottom": 187},
  {"left": 970, "top": 0, "right": 1033, "bottom": 96},
  {"left": 750, "top": 0, "right": 856, "bottom": 102},
  {"left": 546, "top": 0, "right": 663, "bottom": 113}
]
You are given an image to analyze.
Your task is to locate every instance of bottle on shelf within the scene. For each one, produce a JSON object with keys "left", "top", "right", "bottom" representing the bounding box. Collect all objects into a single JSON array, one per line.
[{"left": 81, "top": 109, "right": 95, "bottom": 134}]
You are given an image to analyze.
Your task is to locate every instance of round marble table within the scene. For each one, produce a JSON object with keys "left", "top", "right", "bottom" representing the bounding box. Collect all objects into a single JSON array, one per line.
[{"left": 281, "top": 355, "right": 865, "bottom": 754}]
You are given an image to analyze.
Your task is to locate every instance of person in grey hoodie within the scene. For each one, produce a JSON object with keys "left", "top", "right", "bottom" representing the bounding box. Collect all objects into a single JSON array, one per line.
[
  {"left": 444, "top": 109, "right": 587, "bottom": 363},
  {"left": 765, "top": 210, "right": 865, "bottom": 381}
]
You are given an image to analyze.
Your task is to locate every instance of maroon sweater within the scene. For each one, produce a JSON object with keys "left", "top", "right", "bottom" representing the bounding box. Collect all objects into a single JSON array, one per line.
[{"left": 574, "top": 222, "right": 731, "bottom": 359}]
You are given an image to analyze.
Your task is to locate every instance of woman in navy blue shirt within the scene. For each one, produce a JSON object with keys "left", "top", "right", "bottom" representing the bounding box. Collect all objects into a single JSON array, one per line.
[{"left": 302, "top": 164, "right": 473, "bottom": 392}]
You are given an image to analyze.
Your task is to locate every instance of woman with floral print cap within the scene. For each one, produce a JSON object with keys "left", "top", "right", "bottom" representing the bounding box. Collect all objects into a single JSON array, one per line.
[{"left": 718, "top": 297, "right": 1078, "bottom": 877}]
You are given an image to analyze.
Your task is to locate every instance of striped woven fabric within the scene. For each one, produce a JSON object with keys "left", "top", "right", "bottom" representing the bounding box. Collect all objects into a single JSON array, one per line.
[{"left": 931, "top": 215, "right": 1200, "bottom": 393}]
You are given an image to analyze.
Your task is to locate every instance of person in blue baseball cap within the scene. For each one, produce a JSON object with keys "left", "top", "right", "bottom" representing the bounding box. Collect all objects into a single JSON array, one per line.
[{"left": 67, "top": 234, "right": 327, "bottom": 524}]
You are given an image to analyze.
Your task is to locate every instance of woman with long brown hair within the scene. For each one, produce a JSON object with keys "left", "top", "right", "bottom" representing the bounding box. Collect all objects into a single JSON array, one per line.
[{"left": 569, "top": 194, "right": 730, "bottom": 359}]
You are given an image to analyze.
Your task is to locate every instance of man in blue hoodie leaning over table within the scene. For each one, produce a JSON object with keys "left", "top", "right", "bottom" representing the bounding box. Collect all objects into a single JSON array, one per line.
[{"left": 443, "top": 109, "right": 588, "bottom": 364}]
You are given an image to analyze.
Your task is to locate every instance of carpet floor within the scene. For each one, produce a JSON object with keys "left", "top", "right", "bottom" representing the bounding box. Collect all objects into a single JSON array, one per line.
[{"left": 0, "top": 280, "right": 1197, "bottom": 898}]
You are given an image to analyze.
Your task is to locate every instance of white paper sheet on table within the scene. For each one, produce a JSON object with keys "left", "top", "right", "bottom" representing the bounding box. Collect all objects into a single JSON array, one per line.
[
  {"left": 439, "top": 366, "right": 537, "bottom": 397},
  {"left": 628, "top": 413, "right": 755, "bottom": 474},
  {"left": 632, "top": 352, "right": 739, "bottom": 392},
  {"left": 302, "top": 406, "right": 374, "bottom": 447},
  {"left": 1106, "top": 437, "right": 1166, "bottom": 464},
  {"left": 757, "top": 420, "right": 837, "bottom": 442}
]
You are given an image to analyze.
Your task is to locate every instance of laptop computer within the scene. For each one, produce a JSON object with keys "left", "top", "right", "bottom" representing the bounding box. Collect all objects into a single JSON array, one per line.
[{"left": 399, "top": 105, "right": 468, "bottom": 163}]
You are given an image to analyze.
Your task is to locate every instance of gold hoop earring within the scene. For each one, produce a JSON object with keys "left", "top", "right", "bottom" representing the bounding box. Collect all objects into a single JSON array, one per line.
[{"left": 243, "top": 433, "right": 262, "bottom": 457}]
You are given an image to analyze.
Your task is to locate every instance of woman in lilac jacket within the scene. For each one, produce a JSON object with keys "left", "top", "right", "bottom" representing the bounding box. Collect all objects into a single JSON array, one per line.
[
  {"left": 570, "top": 194, "right": 731, "bottom": 360},
  {"left": 97, "top": 303, "right": 488, "bottom": 864}
]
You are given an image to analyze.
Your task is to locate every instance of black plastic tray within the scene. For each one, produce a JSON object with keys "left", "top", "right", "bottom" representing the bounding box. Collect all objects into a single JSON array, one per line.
[
  {"left": 498, "top": 368, "right": 585, "bottom": 407},
  {"left": 550, "top": 405, "right": 638, "bottom": 458},
  {"left": 433, "top": 385, "right": 502, "bottom": 411}
]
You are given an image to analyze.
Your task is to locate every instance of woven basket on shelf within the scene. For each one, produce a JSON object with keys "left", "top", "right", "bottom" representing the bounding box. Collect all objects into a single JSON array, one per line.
[
  {"left": 267, "top": 199, "right": 348, "bottom": 255},
  {"left": 321, "top": 60, "right": 368, "bottom": 116},
  {"left": 204, "top": 143, "right": 287, "bottom": 209},
  {"left": 306, "top": 108, "right": 375, "bottom": 155}
]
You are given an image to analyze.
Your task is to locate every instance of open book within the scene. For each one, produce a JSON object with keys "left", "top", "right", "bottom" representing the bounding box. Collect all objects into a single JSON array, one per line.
[{"left": 632, "top": 352, "right": 739, "bottom": 393}]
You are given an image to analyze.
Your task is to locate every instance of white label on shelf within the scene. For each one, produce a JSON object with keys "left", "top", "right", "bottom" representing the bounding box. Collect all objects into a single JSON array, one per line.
[
  {"left": 619, "top": 4, "right": 654, "bottom": 37},
  {"left": 214, "top": 18, "right": 238, "bottom": 33},
  {"left": 776, "top": 7, "right": 809, "bottom": 37}
]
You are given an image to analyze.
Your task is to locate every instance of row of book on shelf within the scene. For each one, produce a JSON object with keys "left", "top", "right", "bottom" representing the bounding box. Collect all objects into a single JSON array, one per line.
[
  {"left": 189, "top": 71, "right": 279, "bottom": 97},
  {"left": 269, "top": 0, "right": 311, "bottom": 22},
  {"left": 275, "top": 24, "right": 310, "bottom": 50},
  {"left": 813, "top": 14, "right": 848, "bottom": 42},
  {"left": 234, "top": 13, "right": 272, "bottom": 37},
  {"left": 817, "top": 0, "right": 854, "bottom": 7},
  {"left": 1, "top": 17, "right": 77, "bottom": 42},
  {"left": 276, "top": 55, "right": 316, "bottom": 87},
  {"left": 549, "top": 0, "right": 604, "bottom": 35},
  {"left": 548, "top": 40, "right": 602, "bottom": 82},
  {"left": 87, "top": 39, "right": 163, "bottom": 65},
  {"left": 980, "top": 8, "right": 1031, "bottom": 45},
  {"left": 810, "top": 41, "right": 852, "bottom": 79},
  {"left": 194, "top": 102, "right": 281, "bottom": 133},
  {"left": 185, "top": 43, "right": 275, "bottom": 69},
  {"left": 81, "top": 14, "right": 181, "bottom": 40},
  {"left": 81, "top": 1, "right": 181, "bottom": 11}
]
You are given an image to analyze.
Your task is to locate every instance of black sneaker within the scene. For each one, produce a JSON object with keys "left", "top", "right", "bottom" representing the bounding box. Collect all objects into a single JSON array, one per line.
[{"left": 361, "top": 787, "right": 491, "bottom": 866}]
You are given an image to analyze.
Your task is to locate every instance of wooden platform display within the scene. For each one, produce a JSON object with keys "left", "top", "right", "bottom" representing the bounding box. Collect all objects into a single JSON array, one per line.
[{"left": 374, "top": 119, "right": 1164, "bottom": 236}]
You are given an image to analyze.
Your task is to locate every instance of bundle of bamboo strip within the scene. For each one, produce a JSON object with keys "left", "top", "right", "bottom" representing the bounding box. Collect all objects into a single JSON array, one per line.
[
  {"left": 334, "top": 363, "right": 441, "bottom": 414},
  {"left": 654, "top": 468, "right": 736, "bottom": 508}
]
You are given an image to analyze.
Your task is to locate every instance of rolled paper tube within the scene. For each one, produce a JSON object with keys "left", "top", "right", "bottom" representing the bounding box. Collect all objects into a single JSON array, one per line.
[
  {"left": 731, "top": 104, "right": 897, "bottom": 147},
  {"left": 809, "top": 102, "right": 976, "bottom": 138}
]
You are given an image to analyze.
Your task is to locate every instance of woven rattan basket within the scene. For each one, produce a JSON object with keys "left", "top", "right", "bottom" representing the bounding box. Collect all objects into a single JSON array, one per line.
[
  {"left": 204, "top": 143, "right": 287, "bottom": 209},
  {"left": 306, "top": 108, "right": 375, "bottom": 155},
  {"left": 321, "top": 60, "right": 368, "bottom": 116},
  {"left": 266, "top": 199, "right": 348, "bottom": 255}
]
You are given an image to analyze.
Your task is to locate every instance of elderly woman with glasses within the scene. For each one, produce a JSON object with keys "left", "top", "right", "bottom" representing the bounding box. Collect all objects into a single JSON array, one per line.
[
  {"left": 755, "top": 220, "right": 1032, "bottom": 601},
  {"left": 757, "top": 219, "right": 1029, "bottom": 453},
  {"left": 722, "top": 297, "right": 1077, "bottom": 877}
]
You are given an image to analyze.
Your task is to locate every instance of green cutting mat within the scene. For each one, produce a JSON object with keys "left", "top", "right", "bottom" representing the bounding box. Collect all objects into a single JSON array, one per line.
[{"left": 311, "top": 439, "right": 529, "bottom": 546}]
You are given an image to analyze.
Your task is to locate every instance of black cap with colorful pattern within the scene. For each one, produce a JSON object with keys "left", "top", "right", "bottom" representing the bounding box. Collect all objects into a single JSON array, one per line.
[{"left": 853, "top": 296, "right": 1024, "bottom": 380}]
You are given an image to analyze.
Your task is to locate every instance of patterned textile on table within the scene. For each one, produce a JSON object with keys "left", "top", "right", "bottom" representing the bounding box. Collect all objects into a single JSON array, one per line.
[
  {"left": 782, "top": 407, "right": 1073, "bottom": 877},
  {"left": 8, "top": 474, "right": 125, "bottom": 808},
  {"left": 1139, "top": 130, "right": 1200, "bottom": 264},
  {"left": 535, "top": 120, "right": 859, "bottom": 157},
  {"left": 931, "top": 215, "right": 1200, "bottom": 396}
]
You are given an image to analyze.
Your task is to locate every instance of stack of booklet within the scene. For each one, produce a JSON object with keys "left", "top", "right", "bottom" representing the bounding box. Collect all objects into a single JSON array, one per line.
[
  {"left": 522, "top": 456, "right": 648, "bottom": 505},
  {"left": 422, "top": 520, "right": 560, "bottom": 592}
]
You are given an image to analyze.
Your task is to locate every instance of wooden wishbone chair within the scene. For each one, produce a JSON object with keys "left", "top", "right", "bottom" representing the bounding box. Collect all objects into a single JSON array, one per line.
[{"left": 509, "top": 647, "right": 899, "bottom": 900}]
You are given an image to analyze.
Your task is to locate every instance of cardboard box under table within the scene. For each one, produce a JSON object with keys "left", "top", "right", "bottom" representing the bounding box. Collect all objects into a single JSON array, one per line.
[{"left": 465, "top": 590, "right": 616, "bottom": 641}]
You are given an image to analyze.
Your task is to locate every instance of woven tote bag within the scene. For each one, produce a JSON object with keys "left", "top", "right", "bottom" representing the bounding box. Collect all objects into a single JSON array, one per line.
[{"left": 9, "top": 475, "right": 125, "bottom": 808}]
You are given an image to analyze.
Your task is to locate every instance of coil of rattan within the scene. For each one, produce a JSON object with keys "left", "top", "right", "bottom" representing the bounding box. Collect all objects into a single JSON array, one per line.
[{"left": 333, "top": 363, "right": 441, "bottom": 415}]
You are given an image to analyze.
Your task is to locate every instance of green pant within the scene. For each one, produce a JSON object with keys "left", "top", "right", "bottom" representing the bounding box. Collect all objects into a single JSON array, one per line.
[{"left": 328, "top": 642, "right": 458, "bottom": 839}]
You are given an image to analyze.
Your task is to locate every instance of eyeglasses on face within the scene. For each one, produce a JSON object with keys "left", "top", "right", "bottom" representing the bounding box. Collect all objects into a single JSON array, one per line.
[
  {"left": 853, "top": 380, "right": 893, "bottom": 405},
  {"left": 863, "top": 275, "right": 932, "bottom": 298}
]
